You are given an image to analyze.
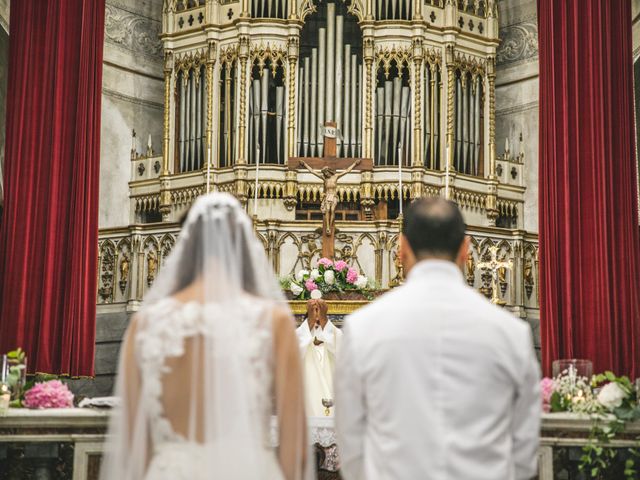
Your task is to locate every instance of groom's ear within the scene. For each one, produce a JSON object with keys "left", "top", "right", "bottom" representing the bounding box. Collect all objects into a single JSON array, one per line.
[
  {"left": 399, "top": 234, "right": 416, "bottom": 271},
  {"left": 455, "top": 236, "right": 471, "bottom": 269}
]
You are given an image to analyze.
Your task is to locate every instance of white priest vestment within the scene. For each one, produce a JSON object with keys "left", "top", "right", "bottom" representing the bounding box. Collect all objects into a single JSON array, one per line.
[
  {"left": 335, "top": 260, "right": 541, "bottom": 480},
  {"left": 296, "top": 320, "right": 342, "bottom": 417}
]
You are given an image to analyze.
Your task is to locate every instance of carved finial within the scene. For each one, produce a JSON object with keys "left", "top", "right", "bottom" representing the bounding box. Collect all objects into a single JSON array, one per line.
[{"left": 147, "top": 134, "right": 153, "bottom": 156}]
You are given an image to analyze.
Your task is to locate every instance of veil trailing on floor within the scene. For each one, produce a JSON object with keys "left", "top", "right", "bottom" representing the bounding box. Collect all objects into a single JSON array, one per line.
[{"left": 100, "top": 193, "right": 313, "bottom": 480}]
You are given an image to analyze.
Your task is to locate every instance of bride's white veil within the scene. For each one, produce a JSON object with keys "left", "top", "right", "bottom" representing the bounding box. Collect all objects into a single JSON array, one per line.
[{"left": 100, "top": 193, "right": 313, "bottom": 480}]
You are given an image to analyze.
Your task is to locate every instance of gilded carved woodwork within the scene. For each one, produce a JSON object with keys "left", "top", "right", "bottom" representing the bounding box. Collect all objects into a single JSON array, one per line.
[{"left": 375, "top": 46, "right": 412, "bottom": 79}]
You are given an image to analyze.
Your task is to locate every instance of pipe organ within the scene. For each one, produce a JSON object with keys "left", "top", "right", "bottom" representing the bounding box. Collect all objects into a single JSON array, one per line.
[
  {"left": 298, "top": 2, "right": 363, "bottom": 158},
  {"left": 375, "top": 50, "right": 412, "bottom": 166},
  {"left": 138, "top": 0, "right": 522, "bottom": 230},
  {"left": 453, "top": 67, "right": 484, "bottom": 176}
]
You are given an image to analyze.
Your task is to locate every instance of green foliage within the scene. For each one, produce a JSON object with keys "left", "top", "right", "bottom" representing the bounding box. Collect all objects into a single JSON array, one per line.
[{"left": 576, "top": 371, "right": 640, "bottom": 479}]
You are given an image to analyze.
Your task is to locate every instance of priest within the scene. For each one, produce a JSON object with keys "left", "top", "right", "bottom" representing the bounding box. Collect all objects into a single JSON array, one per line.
[{"left": 296, "top": 299, "right": 342, "bottom": 417}]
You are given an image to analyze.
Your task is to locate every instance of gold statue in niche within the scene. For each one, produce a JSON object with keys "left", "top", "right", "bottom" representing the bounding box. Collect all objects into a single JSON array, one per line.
[
  {"left": 465, "top": 252, "right": 475, "bottom": 286},
  {"left": 119, "top": 253, "right": 130, "bottom": 295},
  {"left": 147, "top": 251, "right": 158, "bottom": 287}
]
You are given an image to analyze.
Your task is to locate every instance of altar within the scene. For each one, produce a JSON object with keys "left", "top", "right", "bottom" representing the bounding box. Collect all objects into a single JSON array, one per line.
[{"left": 2, "top": 410, "right": 638, "bottom": 480}]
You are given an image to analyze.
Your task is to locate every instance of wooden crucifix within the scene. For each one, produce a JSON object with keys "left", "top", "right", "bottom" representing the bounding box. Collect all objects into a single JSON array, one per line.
[{"left": 288, "top": 122, "right": 373, "bottom": 259}]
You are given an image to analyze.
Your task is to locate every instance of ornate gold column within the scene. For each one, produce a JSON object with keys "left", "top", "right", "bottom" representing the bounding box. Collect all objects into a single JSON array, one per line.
[
  {"left": 159, "top": 51, "right": 174, "bottom": 221},
  {"left": 287, "top": 37, "right": 299, "bottom": 158},
  {"left": 205, "top": 41, "right": 216, "bottom": 176},
  {"left": 412, "top": 38, "right": 423, "bottom": 167},
  {"left": 284, "top": 36, "right": 299, "bottom": 210},
  {"left": 363, "top": 37, "right": 374, "bottom": 160},
  {"left": 237, "top": 36, "right": 249, "bottom": 165},
  {"left": 161, "top": 51, "right": 174, "bottom": 175},
  {"left": 443, "top": 44, "right": 456, "bottom": 200},
  {"left": 485, "top": 56, "right": 499, "bottom": 225}
]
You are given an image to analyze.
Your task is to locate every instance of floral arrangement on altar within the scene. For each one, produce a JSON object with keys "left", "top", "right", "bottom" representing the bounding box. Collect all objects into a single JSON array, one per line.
[
  {"left": 542, "top": 369, "right": 640, "bottom": 478},
  {"left": 1, "top": 348, "right": 74, "bottom": 411},
  {"left": 23, "top": 380, "right": 74, "bottom": 409},
  {"left": 283, "top": 258, "right": 373, "bottom": 300}
]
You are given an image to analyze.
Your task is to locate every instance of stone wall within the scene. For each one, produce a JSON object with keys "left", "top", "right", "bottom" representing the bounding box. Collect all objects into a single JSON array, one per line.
[
  {"left": 496, "top": 0, "right": 538, "bottom": 234},
  {"left": 99, "top": 0, "right": 164, "bottom": 229}
]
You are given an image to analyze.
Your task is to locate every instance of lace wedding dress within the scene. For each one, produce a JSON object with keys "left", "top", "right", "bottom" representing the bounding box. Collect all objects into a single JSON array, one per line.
[
  {"left": 138, "top": 297, "right": 284, "bottom": 480},
  {"left": 100, "top": 193, "right": 311, "bottom": 480}
]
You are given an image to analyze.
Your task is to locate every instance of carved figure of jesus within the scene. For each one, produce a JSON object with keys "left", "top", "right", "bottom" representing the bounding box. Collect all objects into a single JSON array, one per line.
[{"left": 299, "top": 158, "right": 361, "bottom": 236}]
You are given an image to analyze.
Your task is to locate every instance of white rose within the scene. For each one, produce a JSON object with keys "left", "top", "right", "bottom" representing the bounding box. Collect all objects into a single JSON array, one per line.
[
  {"left": 355, "top": 275, "right": 368, "bottom": 289},
  {"left": 324, "top": 270, "right": 335, "bottom": 285},
  {"left": 290, "top": 283, "right": 303, "bottom": 297},
  {"left": 310, "top": 289, "right": 323, "bottom": 299},
  {"left": 597, "top": 382, "right": 628, "bottom": 410},
  {"left": 310, "top": 269, "right": 320, "bottom": 280},
  {"left": 295, "top": 269, "right": 309, "bottom": 282}
]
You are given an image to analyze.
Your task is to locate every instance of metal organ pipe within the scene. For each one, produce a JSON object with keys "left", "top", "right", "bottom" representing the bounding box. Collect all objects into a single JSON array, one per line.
[
  {"left": 276, "top": 86, "right": 284, "bottom": 163},
  {"left": 473, "top": 77, "right": 481, "bottom": 176},
  {"left": 376, "top": 87, "right": 384, "bottom": 164},
  {"left": 325, "top": 3, "right": 335, "bottom": 122},
  {"left": 462, "top": 75, "right": 469, "bottom": 174},
  {"left": 335, "top": 15, "right": 343, "bottom": 155},
  {"left": 260, "top": 69, "right": 268, "bottom": 164},
  {"left": 392, "top": 77, "right": 402, "bottom": 166},
  {"left": 190, "top": 70, "right": 197, "bottom": 170},
  {"left": 179, "top": 72, "right": 186, "bottom": 171},
  {"left": 383, "top": 81, "right": 392, "bottom": 165},
  {"left": 310, "top": 49, "right": 318, "bottom": 156},
  {"left": 196, "top": 71, "right": 202, "bottom": 169},
  {"left": 303, "top": 59, "right": 310, "bottom": 157},
  {"left": 343, "top": 45, "right": 351, "bottom": 157},
  {"left": 399, "top": 86, "right": 410, "bottom": 166},
  {"left": 317, "top": 28, "right": 326, "bottom": 156},
  {"left": 455, "top": 75, "right": 462, "bottom": 169},
  {"left": 357, "top": 63, "right": 362, "bottom": 156},
  {"left": 351, "top": 56, "right": 358, "bottom": 157},
  {"left": 423, "top": 64, "right": 430, "bottom": 167}
]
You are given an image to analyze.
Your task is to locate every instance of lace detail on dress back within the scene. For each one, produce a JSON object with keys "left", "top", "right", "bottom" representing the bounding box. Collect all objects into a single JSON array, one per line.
[{"left": 135, "top": 297, "right": 274, "bottom": 449}]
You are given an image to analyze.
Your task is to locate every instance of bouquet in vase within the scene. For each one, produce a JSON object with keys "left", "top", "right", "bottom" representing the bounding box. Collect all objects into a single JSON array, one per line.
[{"left": 286, "top": 258, "right": 371, "bottom": 300}]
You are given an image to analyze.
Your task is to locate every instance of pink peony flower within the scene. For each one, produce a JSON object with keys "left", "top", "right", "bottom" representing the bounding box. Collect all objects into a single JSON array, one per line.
[
  {"left": 304, "top": 279, "right": 318, "bottom": 291},
  {"left": 334, "top": 260, "right": 348, "bottom": 272},
  {"left": 540, "top": 377, "right": 555, "bottom": 413},
  {"left": 317, "top": 258, "right": 333, "bottom": 268},
  {"left": 346, "top": 268, "right": 358, "bottom": 284},
  {"left": 23, "top": 380, "right": 74, "bottom": 409}
]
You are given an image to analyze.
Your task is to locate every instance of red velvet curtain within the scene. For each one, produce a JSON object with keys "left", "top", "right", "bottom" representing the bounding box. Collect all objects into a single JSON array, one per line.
[
  {"left": 538, "top": 0, "right": 640, "bottom": 378},
  {"left": 0, "top": 0, "right": 105, "bottom": 376}
]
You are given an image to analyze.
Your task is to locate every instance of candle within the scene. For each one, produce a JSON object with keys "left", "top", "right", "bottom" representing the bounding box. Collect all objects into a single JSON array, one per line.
[
  {"left": 254, "top": 145, "right": 260, "bottom": 217},
  {"left": 0, "top": 385, "right": 9, "bottom": 414},
  {"left": 398, "top": 144, "right": 403, "bottom": 216}
]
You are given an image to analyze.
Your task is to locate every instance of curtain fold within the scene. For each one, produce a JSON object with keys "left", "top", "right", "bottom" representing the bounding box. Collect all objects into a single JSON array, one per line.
[
  {"left": 0, "top": 0, "right": 105, "bottom": 376},
  {"left": 538, "top": 0, "right": 640, "bottom": 378}
]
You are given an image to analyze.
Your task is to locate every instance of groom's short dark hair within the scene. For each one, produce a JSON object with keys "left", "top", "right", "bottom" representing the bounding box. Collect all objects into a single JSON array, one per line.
[{"left": 403, "top": 198, "right": 466, "bottom": 261}]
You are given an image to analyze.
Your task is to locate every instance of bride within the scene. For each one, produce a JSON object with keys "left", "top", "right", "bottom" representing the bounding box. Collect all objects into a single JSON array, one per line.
[{"left": 100, "top": 193, "right": 313, "bottom": 480}]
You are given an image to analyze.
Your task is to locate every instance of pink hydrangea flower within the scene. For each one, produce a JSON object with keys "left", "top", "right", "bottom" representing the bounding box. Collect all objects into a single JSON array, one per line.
[
  {"left": 305, "top": 279, "right": 318, "bottom": 291},
  {"left": 23, "top": 380, "right": 74, "bottom": 409},
  {"left": 346, "top": 268, "right": 358, "bottom": 284},
  {"left": 334, "top": 260, "right": 348, "bottom": 272},
  {"left": 540, "top": 377, "right": 555, "bottom": 413},
  {"left": 317, "top": 258, "right": 333, "bottom": 268}
]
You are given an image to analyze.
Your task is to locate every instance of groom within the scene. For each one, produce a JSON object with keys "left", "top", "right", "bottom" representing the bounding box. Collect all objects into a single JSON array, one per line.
[{"left": 335, "top": 198, "right": 541, "bottom": 479}]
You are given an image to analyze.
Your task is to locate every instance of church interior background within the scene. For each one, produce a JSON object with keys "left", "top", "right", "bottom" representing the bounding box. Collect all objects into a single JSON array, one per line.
[{"left": 0, "top": 0, "right": 637, "bottom": 398}]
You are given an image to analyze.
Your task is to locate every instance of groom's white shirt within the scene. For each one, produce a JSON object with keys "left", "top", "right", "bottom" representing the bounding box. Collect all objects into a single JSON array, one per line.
[{"left": 335, "top": 260, "right": 541, "bottom": 480}]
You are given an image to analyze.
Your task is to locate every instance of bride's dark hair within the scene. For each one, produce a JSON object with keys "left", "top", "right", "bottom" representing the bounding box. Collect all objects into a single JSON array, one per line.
[{"left": 170, "top": 203, "right": 260, "bottom": 297}]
